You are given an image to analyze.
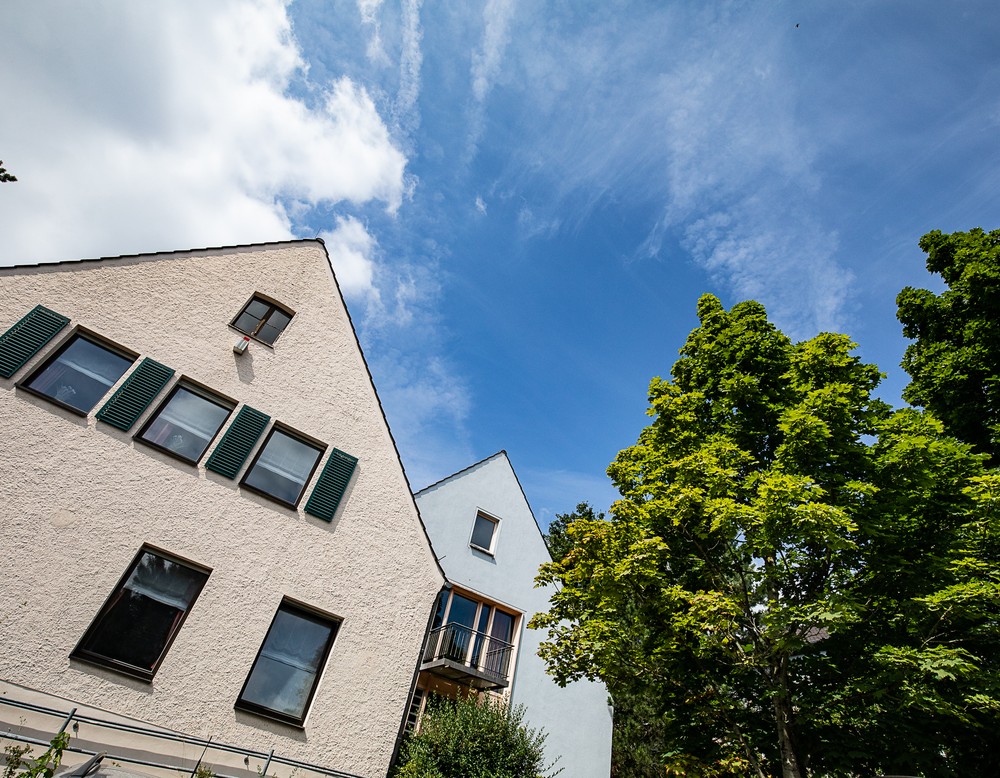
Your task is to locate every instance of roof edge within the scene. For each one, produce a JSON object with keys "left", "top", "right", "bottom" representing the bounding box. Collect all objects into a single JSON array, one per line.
[
  {"left": 413, "top": 450, "right": 509, "bottom": 495},
  {"left": 0, "top": 237, "right": 326, "bottom": 272}
]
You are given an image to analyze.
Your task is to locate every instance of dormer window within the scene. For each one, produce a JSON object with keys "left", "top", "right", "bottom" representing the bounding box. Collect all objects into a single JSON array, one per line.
[
  {"left": 232, "top": 295, "right": 293, "bottom": 346},
  {"left": 470, "top": 511, "right": 499, "bottom": 554}
]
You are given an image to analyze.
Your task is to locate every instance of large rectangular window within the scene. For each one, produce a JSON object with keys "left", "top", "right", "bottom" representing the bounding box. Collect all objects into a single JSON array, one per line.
[
  {"left": 236, "top": 601, "right": 339, "bottom": 726},
  {"left": 137, "top": 383, "right": 235, "bottom": 464},
  {"left": 72, "top": 547, "right": 209, "bottom": 681},
  {"left": 241, "top": 427, "right": 325, "bottom": 507},
  {"left": 21, "top": 333, "right": 134, "bottom": 414}
]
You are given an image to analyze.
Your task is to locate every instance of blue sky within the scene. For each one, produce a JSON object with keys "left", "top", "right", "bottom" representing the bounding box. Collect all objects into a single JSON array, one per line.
[{"left": 3, "top": 1, "right": 999, "bottom": 527}]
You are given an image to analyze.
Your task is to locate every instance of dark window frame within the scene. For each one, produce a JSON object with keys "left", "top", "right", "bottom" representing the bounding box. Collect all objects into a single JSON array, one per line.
[
  {"left": 234, "top": 599, "right": 340, "bottom": 727},
  {"left": 17, "top": 330, "right": 137, "bottom": 417},
  {"left": 135, "top": 380, "right": 237, "bottom": 465},
  {"left": 239, "top": 424, "right": 326, "bottom": 509},
  {"left": 230, "top": 295, "right": 295, "bottom": 347},
  {"left": 70, "top": 545, "right": 210, "bottom": 682}
]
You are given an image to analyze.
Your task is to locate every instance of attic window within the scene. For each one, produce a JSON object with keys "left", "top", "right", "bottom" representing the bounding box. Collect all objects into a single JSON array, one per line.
[
  {"left": 470, "top": 512, "right": 499, "bottom": 554},
  {"left": 232, "top": 296, "right": 293, "bottom": 346}
]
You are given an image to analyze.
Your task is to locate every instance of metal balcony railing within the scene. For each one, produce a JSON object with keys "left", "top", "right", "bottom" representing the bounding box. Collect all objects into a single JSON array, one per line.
[{"left": 421, "top": 623, "right": 513, "bottom": 684}]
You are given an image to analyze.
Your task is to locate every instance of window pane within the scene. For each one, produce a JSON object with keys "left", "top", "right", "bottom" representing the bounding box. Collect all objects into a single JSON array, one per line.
[
  {"left": 470, "top": 514, "right": 496, "bottom": 550},
  {"left": 256, "top": 322, "right": 281, "bottom": 345},
  {"left": 490, "top": 610, "right": 515, "bottom": 644},
  {"left": 76, "top": 550, "right": 208, "bottom": 676},
  {"left": 140, "top": 387, "right": 233, "bottom": 462},
  {"left": 233, "top": 312, "right": 262, "bottom": 335},
  {"left": 26, "top": 336, "right": 133, "bottom": 412},
  {"left": 244, "top": 300, "right": 271, "bottom": 319},
  {"left": 244, "top": 429, "right": 323, "bottom": 505},
  {"left": 239, "top": 606, "right": 337, "bottom": 721}
]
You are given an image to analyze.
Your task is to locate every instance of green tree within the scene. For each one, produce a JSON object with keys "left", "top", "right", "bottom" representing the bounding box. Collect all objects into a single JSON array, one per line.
[
  {"left": 544, "top": 502, "right": 604, "bottom": 561},
  {"left": 532, "top": 294, "right": 1000, "bottom": 777},
  {"left": 897, "top": 227, "right": 1000, "bottom": 463},
  {"left": 0, "top": 160, "right": 16, "bottom": 183},
  {"left": 393, "top": 694, "right": 559, "bottom": 778}
]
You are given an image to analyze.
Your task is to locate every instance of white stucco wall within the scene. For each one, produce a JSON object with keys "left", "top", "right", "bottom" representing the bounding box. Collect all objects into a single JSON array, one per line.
[
  {"left": 414, "top": 453, "right": 613, "bottom": 778},
  {"left": 0, "top": 242, "right": 444, "bottom": 778}
]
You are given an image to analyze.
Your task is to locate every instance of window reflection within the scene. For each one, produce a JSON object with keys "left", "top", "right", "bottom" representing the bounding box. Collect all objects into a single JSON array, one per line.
[
  {"left": 25, "top": 335, "right": 133, "bottom": 413},
  {"left": 74, "top": 549, "right": 208, "bottom": 679},
  {"left": 243, "top": 429, "right": 323, "bottom": 506},
  {"left": 139, "top": 386, "right": 234, "bottom": 463},
  {"left": 237, "top": 603, "right": 338, "bottom": 723}
]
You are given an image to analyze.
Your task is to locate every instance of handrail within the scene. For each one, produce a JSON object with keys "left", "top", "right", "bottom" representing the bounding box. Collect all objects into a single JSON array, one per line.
[
  {"left": 421, "top": 623, "right": 514, "bottom": 680},
  {"left": 0, "top": 696, "right": 364, "bottom": 778}
]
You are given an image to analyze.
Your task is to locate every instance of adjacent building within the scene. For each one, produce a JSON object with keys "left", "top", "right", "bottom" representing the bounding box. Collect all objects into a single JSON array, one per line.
[
  {"left": 0, "top": 240, "right": 444, "bottom": 778},
  {"left": 411, "top": 451, "right": 614, "bottom": 777}
]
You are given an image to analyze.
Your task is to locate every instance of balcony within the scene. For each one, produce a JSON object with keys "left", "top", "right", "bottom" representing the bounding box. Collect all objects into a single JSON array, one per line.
[{"left": 420, "top": 623, "right": 514, "bottom": 690}]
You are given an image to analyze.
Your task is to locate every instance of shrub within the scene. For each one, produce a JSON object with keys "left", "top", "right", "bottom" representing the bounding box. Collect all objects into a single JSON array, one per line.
[{"left": 394, "top": 694, "right": 559, "bottom": 778}]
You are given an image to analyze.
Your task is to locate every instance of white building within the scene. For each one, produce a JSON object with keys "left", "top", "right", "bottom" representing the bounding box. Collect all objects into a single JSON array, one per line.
[
  {"left": 411, "top": 451, "right": 614, "bottom": 777},
  {"left": 0, "top": 240, "right": 444, "bottom": 778}
]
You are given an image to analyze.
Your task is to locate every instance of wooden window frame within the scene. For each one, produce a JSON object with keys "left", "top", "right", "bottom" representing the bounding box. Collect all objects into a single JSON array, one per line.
[
  {"left": 70, "top": 545, "right": 210, "bottom": 682},
  {"left": 135, "top": 380, "right": 236, "bottom": 465},
  {"left": 239, "top": 424, "right": 327, "bottom": 509},
  {"left": 17, "top": 329, "right": 137, "bottom": 417},
  {"left": 230, "top": 294, "right": 295, "bottom": 347},
  {"left": 234, "top": 599, "right": 340, "bottom": 727}
]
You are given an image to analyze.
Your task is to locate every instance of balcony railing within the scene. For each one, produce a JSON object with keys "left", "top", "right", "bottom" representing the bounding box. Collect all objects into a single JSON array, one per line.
[{"left": 420, "top": 624, "right": 514, "bottom": 688}]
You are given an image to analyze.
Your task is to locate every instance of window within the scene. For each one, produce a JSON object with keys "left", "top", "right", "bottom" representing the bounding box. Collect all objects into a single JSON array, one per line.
[
  {"left": 137, "top": 383, "right": 235, "bottom": 464},
  {"left": 423, "top": 589, "right": 518, "bottom": 683},
  {"left": 470, "top": 512, "right": 499, "bottom": 554},
  {"left": 72, "top": 547, "right": 209, "bottom": 681},
  {"left": 231, "top": 296, "right": 293, "bottom": 346},
  {"left": 241, "top": 427, "right": 325, "bottom": 507},
  {"left": 21, "top": 333, "right": 134, "bottom": 414},
  {"left": 236, "top": 601, "right": 339, "bottom": 725}
]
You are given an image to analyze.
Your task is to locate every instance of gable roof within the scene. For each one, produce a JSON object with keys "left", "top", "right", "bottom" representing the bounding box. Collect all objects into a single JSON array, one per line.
[{"left": 0, "top": 237, "right": 445, "bottom": 580}]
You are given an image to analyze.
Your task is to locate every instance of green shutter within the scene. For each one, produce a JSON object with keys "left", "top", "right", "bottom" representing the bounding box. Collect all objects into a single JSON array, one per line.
[
  {"left": 0, "top": 305, "right": 70, "bottom": 379},
  {"left": 205, "top": 405, "right": 270, "bottom": 478},
  {"left": 305, "top": 448, "right": 358, "bottom": 522},
  {"left": 96, "top": 358, "right": 174, "bottom": 430}
]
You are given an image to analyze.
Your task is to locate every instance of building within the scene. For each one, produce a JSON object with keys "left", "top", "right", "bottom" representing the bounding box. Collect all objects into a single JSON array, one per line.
[
  {"left": 0, "top": 240, "right": 444, "bottom": 778},
  {"left": 410, "top": 451, "right": 614, "bottom": 777}
]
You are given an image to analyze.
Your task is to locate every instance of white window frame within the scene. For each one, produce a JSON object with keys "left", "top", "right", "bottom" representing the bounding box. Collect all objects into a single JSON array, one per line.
[{"left": 469, "top": 510, "right": 501, "bottom": 555}]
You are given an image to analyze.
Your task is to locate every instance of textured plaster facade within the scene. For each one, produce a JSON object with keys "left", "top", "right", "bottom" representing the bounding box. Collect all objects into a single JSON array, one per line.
[
  {"left": 414, "top": 452, "right": 613, "bottom": 778},
  {"left": 0, "top": 241, "right": 444, "bottom": 778}
]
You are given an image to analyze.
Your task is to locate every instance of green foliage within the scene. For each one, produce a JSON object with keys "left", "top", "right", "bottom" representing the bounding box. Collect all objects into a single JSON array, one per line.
[
  {"left": 0, "top": 160, "right": 16, "bottom": 183},
  {"left": 897, "top": 227, "right": 1000, "bottom": 463},
  {"left": 393, "top": 694, "right": 559, "bottom": 778},
  {"left": 3, "top": 734, "right": 70, "bottom": 778},
  {"left": 544, "top": 502, "right": 604, "bottom": 561},
  {"left": 532, "top": 294, "right": 1000, "bottom": 777}
]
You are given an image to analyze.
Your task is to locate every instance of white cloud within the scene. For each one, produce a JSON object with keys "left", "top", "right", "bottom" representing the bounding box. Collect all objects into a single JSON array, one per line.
[
  {"left": 321, "top": 215, "right": 379, "bottom": 300},
  {"left": 475, "top": 196, "right": 487, "bottom": 215},
  {"left": 0, "top": 0, "right": 407, "bottom": 266}
]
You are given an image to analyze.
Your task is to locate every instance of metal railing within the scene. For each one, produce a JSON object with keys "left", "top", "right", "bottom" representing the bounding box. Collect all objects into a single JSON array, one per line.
[
  {"left": 421, "top": 623, "right": 513, "bottom": 681},
  {"left": 0, "top": 695, "right": 364, "bottom": 778}
]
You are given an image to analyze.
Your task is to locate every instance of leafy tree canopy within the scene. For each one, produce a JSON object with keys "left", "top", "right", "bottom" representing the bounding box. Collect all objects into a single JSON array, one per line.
[
  {"left": 393, "top": 694, "right": 559, "bottom": 778},
  {"left": 544, "top": 502, "right": 604, "bottom": 561},
  {"left": 898, "top": 227, "right": 1000, "bottom": 463},
  {"left": 532, "top": 294, "right": 1000, "bottom": 777},
  {"left": 0, "top": 160, "right": 16, "bottom": 183}
]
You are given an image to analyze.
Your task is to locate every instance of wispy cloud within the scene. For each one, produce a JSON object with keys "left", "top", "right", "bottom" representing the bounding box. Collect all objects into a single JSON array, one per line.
[
  {"left": 466, "top": 0, "right": 516, "bottom": 157},
  {"left": 475, "top": 196, "right": 487, "bottom": 215},
  {"left": 357, "top": 0, "right": 390, "bottom": 66},
  {"left": 394, "top": 0, "right": 424, "bottom": 137}
]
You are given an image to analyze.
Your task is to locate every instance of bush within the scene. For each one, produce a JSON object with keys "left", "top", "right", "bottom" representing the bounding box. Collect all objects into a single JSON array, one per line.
[{"left": 393, "top": 694, "right": 560, "bottom": 778}]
